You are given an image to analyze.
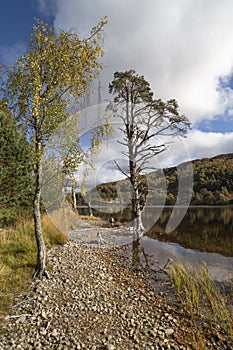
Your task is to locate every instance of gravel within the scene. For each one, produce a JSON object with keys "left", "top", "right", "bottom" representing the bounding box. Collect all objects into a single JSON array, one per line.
[{"left": 0, "top": 224, "right": 232, "bottom": 349}]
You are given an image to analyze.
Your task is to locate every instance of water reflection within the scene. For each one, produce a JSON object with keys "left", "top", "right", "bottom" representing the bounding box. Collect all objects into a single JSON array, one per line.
[
  {"left": 142, "top": 237, "right": 233, "bottom": 282},
  {"left": 145, "top": 206, "right": 233, "bottom": 257}
]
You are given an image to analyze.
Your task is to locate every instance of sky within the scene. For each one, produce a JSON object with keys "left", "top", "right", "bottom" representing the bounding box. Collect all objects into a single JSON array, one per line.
[{"left": 1, "top": 0, "right": 233, "bottom": 186}]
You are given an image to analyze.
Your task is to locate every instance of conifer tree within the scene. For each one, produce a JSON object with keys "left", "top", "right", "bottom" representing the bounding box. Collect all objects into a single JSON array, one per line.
[
  {"left": 108, "top": 70, "right": 191, "bottom": 266},
  {"left": 0, "top": 102, "right": 34, "bottom": 226}
]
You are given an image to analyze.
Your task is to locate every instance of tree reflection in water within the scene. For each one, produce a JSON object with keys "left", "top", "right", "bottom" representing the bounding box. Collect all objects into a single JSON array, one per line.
[{"left": 146, "top": 206, "right": 233, "bottom": 256}]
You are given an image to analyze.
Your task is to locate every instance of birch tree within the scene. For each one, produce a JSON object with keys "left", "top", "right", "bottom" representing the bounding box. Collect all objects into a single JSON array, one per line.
[
  {"left": 108, "top": 70, "right": 191, "bottom": 266},
  {"left": 2, "top": 18, "right": 107, "bottom": 279}
]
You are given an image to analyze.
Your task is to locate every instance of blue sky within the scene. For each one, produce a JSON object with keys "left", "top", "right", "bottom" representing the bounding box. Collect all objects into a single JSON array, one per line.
[
  {"left": 0, "top": 1, "right": 44, "bottom": 48},
  {"left": 1, "top": 0, "right": 233, "bottom": 187},
  {"left": 0, "top": 0, "right": 53, "bottom": 64}
]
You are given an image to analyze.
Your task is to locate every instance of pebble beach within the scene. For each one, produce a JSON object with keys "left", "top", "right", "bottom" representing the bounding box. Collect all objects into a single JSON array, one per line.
[{"left": 0, "top": 221, "right": 232, "bottom": 349}]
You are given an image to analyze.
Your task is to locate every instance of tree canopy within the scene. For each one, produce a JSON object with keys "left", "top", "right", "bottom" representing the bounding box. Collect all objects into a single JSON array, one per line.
[
  {"left": 108, "top": 70, "right": 191, "bottom": 221},
  {"left": 4, "top": 18, "right": 107, "bottom": 147},
  {"left": 1, "top": 17, "right": 108, "bottom": 279}
]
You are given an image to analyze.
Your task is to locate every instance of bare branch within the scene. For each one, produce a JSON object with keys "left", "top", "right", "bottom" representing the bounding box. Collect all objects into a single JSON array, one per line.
[
  {"left": 117, "top": 140, "right": 128, "bottom": 147},
  {"left": 114, "top": 160, "right": 130, "bottom": 179},
  {"left": 108, "top": 69, "right": 190, "bottom": 231}
]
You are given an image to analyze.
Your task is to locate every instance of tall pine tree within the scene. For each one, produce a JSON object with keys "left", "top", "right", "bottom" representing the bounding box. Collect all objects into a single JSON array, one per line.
[{"left": 0, "top": 101, "right": 34, "bottom": 226}]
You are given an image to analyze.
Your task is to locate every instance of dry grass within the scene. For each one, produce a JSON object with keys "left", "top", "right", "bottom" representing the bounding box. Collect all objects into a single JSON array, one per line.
[
  {"left": 47, "top": 208, "right": 102, "bottom": 232},
  {"left": 171, "top": 261, "right": 233, "bottom": 344},
  {"left": 0, "top": 215, "right": 67, "bottom": 322},
  {"left": 48, "top": 208, "right": 80, "bottom": 231},
  {"left": 78, "top": 215, "right": 102, "bottom": 221}
]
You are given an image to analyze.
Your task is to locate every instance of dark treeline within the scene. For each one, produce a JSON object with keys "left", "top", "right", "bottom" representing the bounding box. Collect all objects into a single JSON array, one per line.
[
  {"left": 82, "top": 153, "right": 233, "bottom": 207},
  {"left": 0, "top": 103, "right": 34, "bottom": 227},
  {"left": 165, "top": 153, "right": 233, "bottom": 205}
]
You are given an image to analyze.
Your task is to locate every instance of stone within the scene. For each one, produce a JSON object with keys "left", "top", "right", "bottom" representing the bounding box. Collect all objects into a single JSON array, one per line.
[
  {"left": 165, "top": 328, "right": 174, "bottom": 336},
  {"left": 41, "top": 310, "right": 46, "bottom": 319},
  {"left": 51, "top": 329, "right": 59, "bottom": 337},
  {"left": 106, "top": 345, "right": 115, "bottom": 350}
]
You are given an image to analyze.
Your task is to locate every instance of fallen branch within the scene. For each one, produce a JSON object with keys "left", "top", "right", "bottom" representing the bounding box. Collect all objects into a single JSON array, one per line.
[
  {"left": 151, "top": 258, "right": 173, "bottom": 276},
  {"left": 141, "top": 246, "right": 150, "bottom": 268},
  {"left": 6, "top": 314, "right": 32, "bottom": 319}
]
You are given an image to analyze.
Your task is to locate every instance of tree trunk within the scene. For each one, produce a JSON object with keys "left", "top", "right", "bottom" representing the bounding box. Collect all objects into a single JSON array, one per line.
[
  {"left": 132, "top": 195, "right": 144, "bottom": 268},
  {"left": 134, "top": 213, "right": 144, "bottom": 234},
  {"left": 133, "top": 187, "right": 145, "bottom": 235},
  {"left": 132, "top": 236, "right": 141, "bottom": 268},
  {"left": 33, "top": 158, "right": 49, "bottom": 280},
  {"left": 88, "top": 201, "right": 93, "bottom": 216},
  {"left": 130, "top": 156, "right": 144, "bottom": 267},
  {"left": 71, "top": 185, "right": 77, "bottom": 211}
]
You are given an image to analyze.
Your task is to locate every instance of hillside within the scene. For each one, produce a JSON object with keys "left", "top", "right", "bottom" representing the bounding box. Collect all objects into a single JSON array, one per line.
[
  {"left": 80, "top": 153, "right": 233, "bottom": 207},
  {"left": 164, "top": 153, "right": 233, "bottom": 205}
]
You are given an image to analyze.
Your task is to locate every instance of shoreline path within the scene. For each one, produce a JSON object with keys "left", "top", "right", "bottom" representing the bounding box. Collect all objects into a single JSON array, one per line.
[{"left": 0, "top": 221, "right": 232, "bottom": 349}]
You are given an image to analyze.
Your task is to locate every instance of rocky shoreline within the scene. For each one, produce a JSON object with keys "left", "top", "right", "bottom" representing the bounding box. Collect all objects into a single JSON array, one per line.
[{"left": 0, "top": 223, "right": 232, "bottom": 349}]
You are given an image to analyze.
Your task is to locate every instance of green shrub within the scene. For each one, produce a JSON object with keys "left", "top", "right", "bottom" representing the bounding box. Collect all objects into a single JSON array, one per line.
[{"left": 0, "top": 209, "right": 16, "bottom": 228}]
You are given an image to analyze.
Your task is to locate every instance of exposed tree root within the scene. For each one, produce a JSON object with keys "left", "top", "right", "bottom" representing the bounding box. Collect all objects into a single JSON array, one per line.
[
  {"left": 32, "top": 267, "right": 50, "bottom": 280},
  {"left": 141, "top": 246, "right": 150, "bottom": 268}
]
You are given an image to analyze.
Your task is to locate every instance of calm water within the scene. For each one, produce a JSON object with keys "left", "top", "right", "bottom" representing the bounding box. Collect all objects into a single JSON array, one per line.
[
  {"left": 80, "top": 205, "right": 233, "bottom": 281},
  {"left": 142, "top": 206, "right": 233, "bottom": 281},
  {"left": 144, "top": 206, "right": 233, "bottom": 256}
]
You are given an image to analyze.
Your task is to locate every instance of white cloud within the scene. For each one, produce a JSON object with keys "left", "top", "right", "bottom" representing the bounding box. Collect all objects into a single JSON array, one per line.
[
  {"left": 36, "top": 0, "right": 58, "bottom": 16},
  {"left": 78, "top": 139, "right": 127, "bottom": 189},
  {"left": 41, "top": 0, "right": 233, "bottom": 124},
  {"left": 183, "top": 129, "right": 233, "bottom": 160},
  {"left": 0, "top": 42, "right": 26, "bottom": 65}
]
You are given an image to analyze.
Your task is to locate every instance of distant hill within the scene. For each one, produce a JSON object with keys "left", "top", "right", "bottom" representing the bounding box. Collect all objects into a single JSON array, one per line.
[
  {"left": 78, "top": 153, "right": 233, "bottom": 207},
  {"left": 163, "top": 153, "right": 233, "bottom": 205}
]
